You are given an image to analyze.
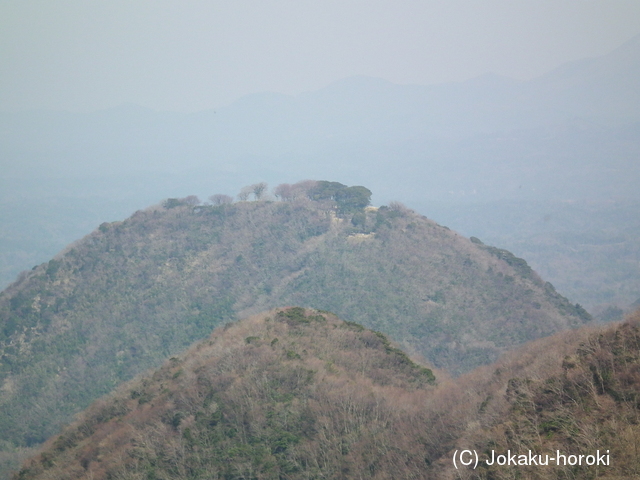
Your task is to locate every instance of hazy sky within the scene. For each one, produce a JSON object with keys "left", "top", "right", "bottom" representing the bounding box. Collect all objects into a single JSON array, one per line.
[{"left": 2, "top": 0, "right": 640, "bottom": 113}]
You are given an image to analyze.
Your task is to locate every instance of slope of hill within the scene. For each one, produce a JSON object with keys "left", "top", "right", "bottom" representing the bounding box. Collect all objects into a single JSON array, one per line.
[
  {"left": 14, "top": 308, "right": 640, "bottom": 480},
  {"left": 431, "top": 308, "right": 640, "bottom": 479},
  {"left": 420, "top": 198, "right": 640, "bottom": 314},
  {"left": 0, "top": 182, "right": 590, "bottom": 476},
  {"left": 14, "top": 307, "right": 439, "bottom": 480}
]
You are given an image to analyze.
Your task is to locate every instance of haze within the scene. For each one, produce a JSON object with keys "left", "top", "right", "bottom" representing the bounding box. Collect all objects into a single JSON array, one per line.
[
  {"left": 2, "top": 0, "right": 640, "bottom": 112},
  {"left": 1, "top": 0, "right": 640, "bottom": 317},
  {"left": 2, "top": 4, "right": 640, "bottom": 477}
]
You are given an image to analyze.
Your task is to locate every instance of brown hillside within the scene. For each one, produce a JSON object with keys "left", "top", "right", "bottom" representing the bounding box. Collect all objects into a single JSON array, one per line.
[
  {"left": 432, "top": 309, "right": 640, "bottom": 479},
  {"left": 15, "top": 308, "right": 441, "bottom": 480},
  {"left": 16, "top": 309, "right": 640, "bottom": 480}
]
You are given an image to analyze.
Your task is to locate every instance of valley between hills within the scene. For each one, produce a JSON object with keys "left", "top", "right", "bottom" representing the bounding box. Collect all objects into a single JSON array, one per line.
[{"left": 1, "top": 180, "right": 635, "bottom": 479}]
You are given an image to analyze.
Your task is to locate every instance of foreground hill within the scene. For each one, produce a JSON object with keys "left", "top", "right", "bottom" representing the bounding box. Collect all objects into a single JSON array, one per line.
[
  {"left": 0, "top": 182, "right": 589, "bottom": 473},
  {"left": 15, "top": 308, "right": 438, "bottom": 480},
  {"left": 16, "top": 308, "right": 640, "bottom": 480}
]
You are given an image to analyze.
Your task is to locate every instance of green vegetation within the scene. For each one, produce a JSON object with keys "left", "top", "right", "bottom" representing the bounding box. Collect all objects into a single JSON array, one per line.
[
  {"left": 0, "top": 181, "right": 590, "bottom": 476},
  {"left": 308, "top": 181, "right": 372, "bottom": 214}
]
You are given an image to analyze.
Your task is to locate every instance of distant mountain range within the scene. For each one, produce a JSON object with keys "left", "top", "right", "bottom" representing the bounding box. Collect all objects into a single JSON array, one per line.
[
  {"left": 2, "top": 33, "right": 640, "bottom": 201},
  {"left": 3, "top": 33, "right": 639, "bottom": 196}
]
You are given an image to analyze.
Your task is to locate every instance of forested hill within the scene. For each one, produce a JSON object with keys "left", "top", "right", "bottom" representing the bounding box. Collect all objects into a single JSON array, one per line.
[
  {"left": 14, "top": 308, "right": 439, "bottom": 480},
  {"left": 0, "top": 181, "right": 589, "bottom": 475},
  {"left": 16, "top": 308, "right": 640, "bottom": 480},
  {"left": 436, "top": 308, "right": 640, "bottom": 479}
]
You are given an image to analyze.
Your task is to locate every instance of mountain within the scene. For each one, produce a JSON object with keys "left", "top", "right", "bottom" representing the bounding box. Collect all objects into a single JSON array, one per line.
[
  {"left": 0, "top": 182, "right": 590, "bottom": 475},
  {"left": 4, "top": 34, "right": 640, "bottom": 177},
  {"left": 13, "top": 308, "right": 439, "bottom": 480},
  {"left": 14, "top": 307, "right": 640, "bottom": 480},
  {"left": 529, "top": 33, "right": 640, "bottom": 124},
  {"left": 2, "top": 36, "right": 640, "bottom": 316}
]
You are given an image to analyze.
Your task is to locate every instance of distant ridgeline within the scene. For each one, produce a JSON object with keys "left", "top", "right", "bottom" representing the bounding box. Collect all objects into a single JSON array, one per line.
[{"left": 0, "top": 180, "right": 590, "bottom": 476}]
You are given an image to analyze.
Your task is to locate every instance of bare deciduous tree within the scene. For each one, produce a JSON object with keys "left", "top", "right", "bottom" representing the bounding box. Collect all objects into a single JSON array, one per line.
[
  {"left": 237, "top": 186, "right": 252, "bottom": 201},
  {"left": 208, "top": 194, "right": 233, "bottom": 206},
  {"left": 252, "top": 182, "right": 267, "bottom": 200},
  {"left": 274, "top": 183, "right": 293, "bottom": 201},
  {"left": 274, "top": 180, "right": 318, "bottom": 202},
  {"left": 183, "top": 195, "right": 200, "bottom": 207}
]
